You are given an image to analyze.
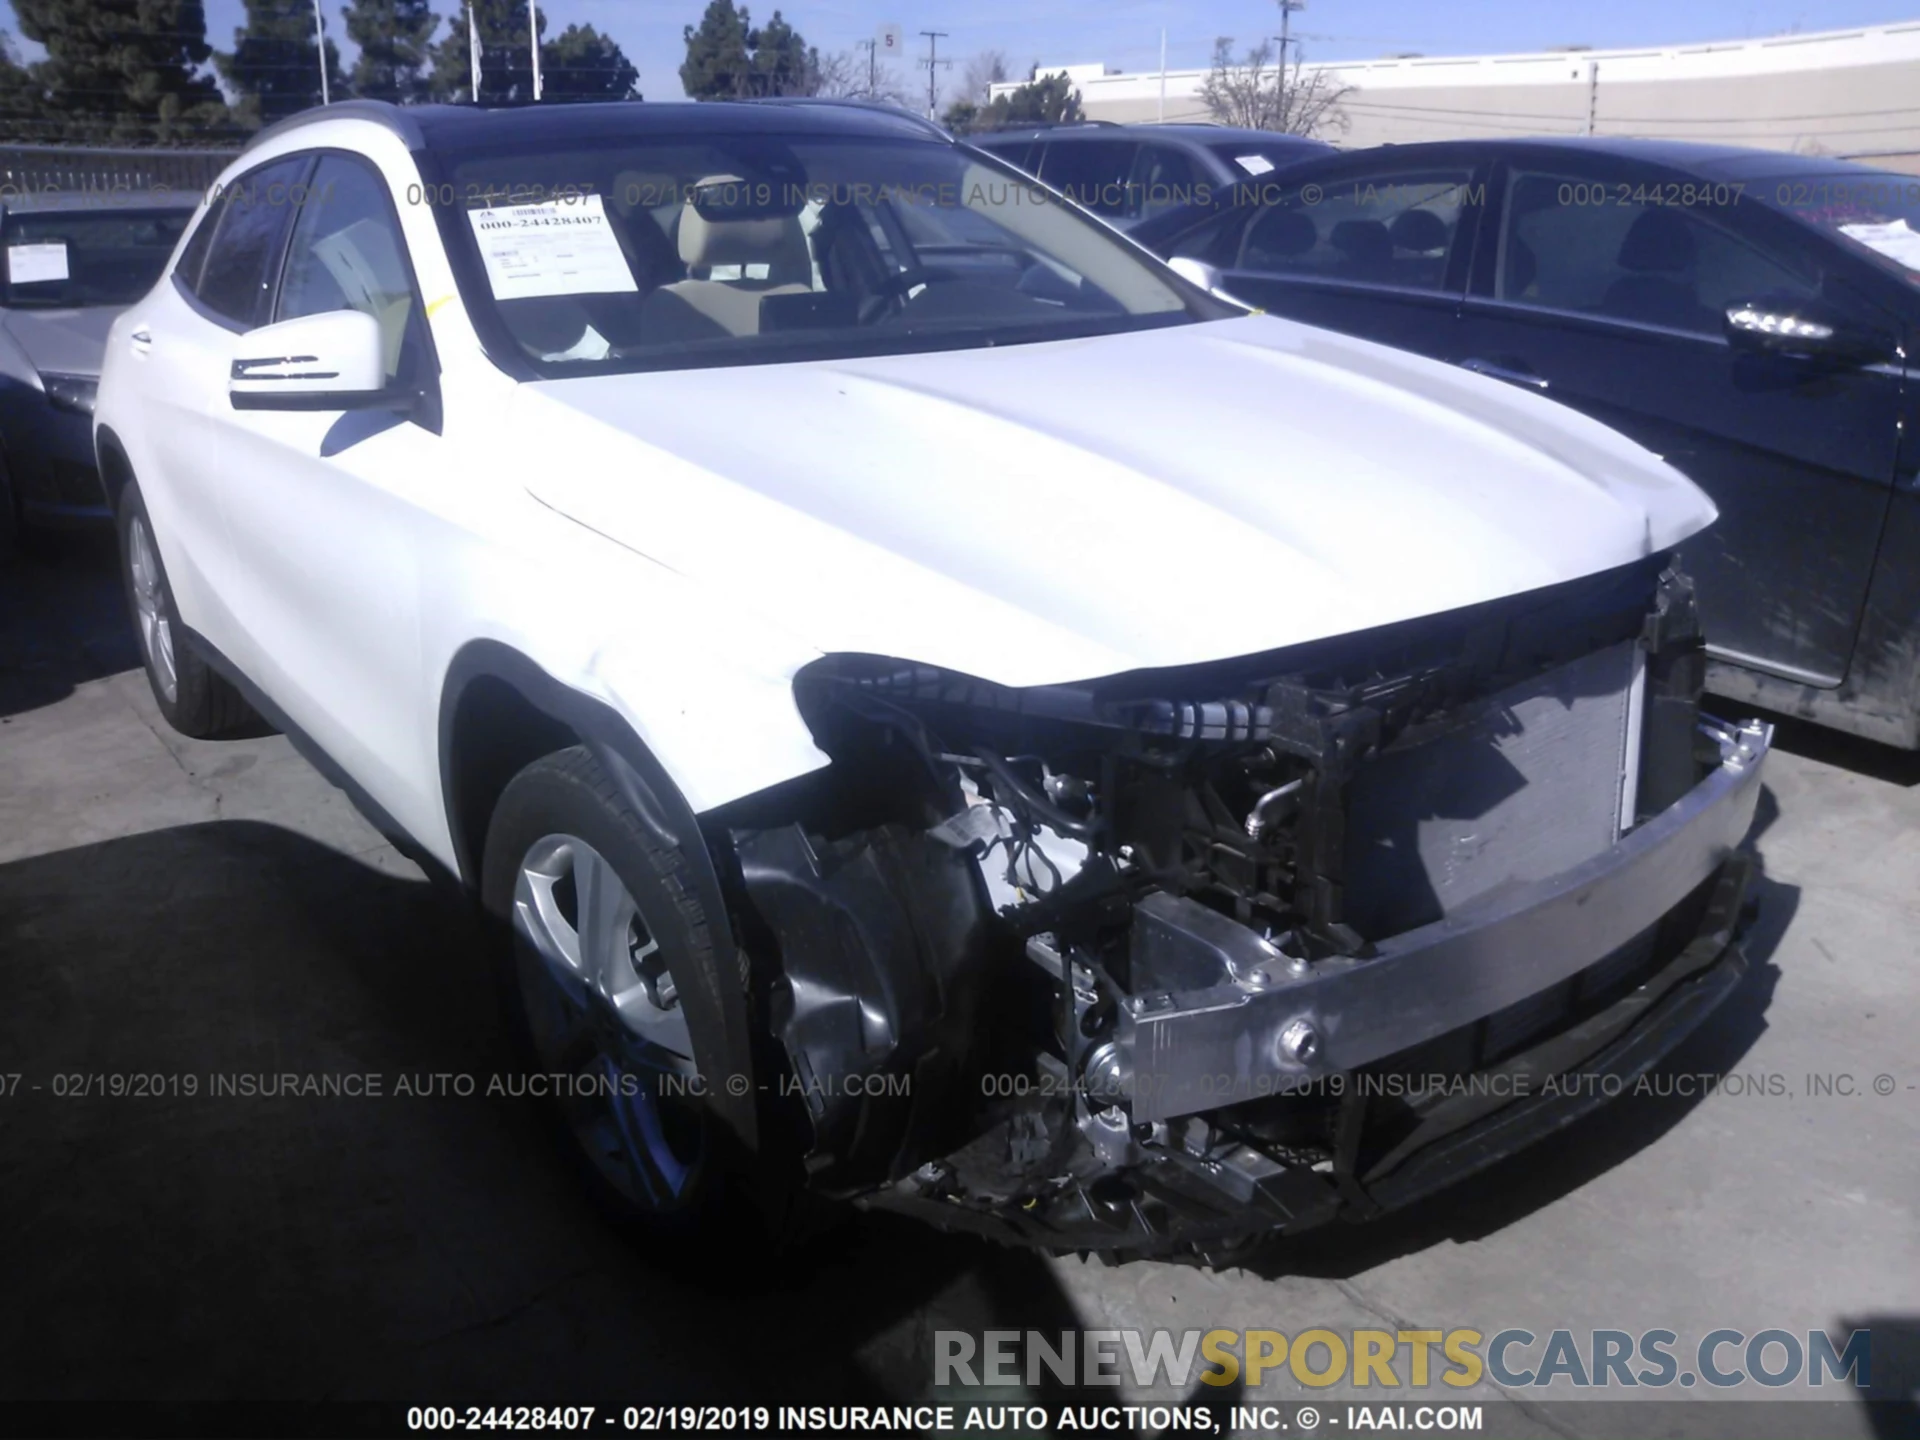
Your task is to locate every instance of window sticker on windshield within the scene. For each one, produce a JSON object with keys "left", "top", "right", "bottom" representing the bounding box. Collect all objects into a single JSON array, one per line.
[
  {"left": 1235, "top": 154, "right": 1276, "bottom": 177},
  {"left": 1839, "top": 218, "right": 1920, "bottom": 272},
  {"left": 466, "top": 195, "right": 637, "bottom": 301},
  {"left": 7, "top": 242, "right": 69, "bottom": 285}
]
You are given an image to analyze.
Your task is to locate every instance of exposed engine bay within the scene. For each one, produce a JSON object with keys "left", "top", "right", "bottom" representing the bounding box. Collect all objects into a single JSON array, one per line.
[{"left": 706, "top": 555, "right": 1764, "bottom": 1262}]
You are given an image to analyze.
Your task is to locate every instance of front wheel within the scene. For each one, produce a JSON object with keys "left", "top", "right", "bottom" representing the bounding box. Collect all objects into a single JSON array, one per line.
[{"left": 481, "top": 747, "right": 796, "bottom": 1242}]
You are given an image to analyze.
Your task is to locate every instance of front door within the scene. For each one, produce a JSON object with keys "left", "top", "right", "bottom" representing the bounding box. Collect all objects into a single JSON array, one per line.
[
  {"left": 1457, "top": 158, "right": 1903, "bottom": 688},
  {"left": 210, "top": 151, "right": 445, "bottom": 831}
]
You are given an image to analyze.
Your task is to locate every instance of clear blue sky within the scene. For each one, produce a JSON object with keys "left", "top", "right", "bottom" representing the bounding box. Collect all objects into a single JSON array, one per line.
[{"left": 3, "top": 0, "right": 1917, "bottom": 104}]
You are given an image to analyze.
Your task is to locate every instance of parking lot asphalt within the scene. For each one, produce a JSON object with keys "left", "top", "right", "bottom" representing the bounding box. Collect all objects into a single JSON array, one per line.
[{"left": 1, "top": 533, "right": 1915, "bottom": 1436}]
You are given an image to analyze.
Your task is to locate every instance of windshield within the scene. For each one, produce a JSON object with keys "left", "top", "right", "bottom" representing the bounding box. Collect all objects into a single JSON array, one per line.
[
  {"left": 427, "top": 133, "right": 1214, "bottom": 376},
  {"left": 2, "top": 208, "right": 192, "bottom": 309},
  {"left": 1756, "top": 171, "right": 1920, "bottom": 282}
]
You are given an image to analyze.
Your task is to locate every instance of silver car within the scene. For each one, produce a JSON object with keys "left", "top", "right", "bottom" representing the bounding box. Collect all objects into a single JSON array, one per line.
[{"left": 0, "top": 189, "right": 198, "bottom": 540}]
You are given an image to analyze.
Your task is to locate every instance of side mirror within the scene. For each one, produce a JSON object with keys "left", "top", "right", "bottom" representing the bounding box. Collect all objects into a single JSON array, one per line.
[
  {"left": 1723, "top": 296, "right": 1894, "bottom": 365},
  {"left": 229, "top": 310, "right": 406, "bottom": 412}
]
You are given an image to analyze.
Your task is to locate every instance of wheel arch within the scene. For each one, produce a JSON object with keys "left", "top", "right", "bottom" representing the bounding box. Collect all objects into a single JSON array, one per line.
[
  {"left": 438, "top": 638, "right": 760, "bottom": 1149},
  {"left": 94, "top": 425, "right": 135, "bottom": 515}
]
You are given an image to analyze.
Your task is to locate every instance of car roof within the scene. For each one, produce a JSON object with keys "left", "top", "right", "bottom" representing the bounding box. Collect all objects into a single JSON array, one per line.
[
  {"left": 1299, "top": 135, "right": 1896, "bottom": 180},
  {"left": 976, "top": 122, "right": 1327, "bottom": 147},
  {"left": 0, "top": 188, "right": 201, "bottom": 216},
  {"left": 246, "top": 97, "right": 949, "bottom": 156}
]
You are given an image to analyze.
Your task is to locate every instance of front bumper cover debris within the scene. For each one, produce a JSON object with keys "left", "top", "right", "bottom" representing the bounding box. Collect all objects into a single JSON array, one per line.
[
  {"left": 856, "top": 720, "right": 1769, "bottom": 1260},
  {"left": 1118, "top": 719, "right": 1770, "bottom": 1123}
]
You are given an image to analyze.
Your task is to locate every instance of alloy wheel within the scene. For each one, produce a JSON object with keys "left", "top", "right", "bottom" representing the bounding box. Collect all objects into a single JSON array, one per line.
[
  {"left": 510, "top": 832, "right": 706, "bottom": 1210},
  {"left": 127, "top": 515, "right": 177, "bottom": 704}
]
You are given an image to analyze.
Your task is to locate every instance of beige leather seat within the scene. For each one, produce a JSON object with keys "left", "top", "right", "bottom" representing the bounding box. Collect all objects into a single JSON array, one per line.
[{"left": 640, "top": 188, "right": 813, "bottom": 344}]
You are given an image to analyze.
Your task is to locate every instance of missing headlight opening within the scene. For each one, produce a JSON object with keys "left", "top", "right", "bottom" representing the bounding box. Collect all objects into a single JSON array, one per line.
[{"left": 706, "top": 555, "right": 1768, "bottom": 1262}]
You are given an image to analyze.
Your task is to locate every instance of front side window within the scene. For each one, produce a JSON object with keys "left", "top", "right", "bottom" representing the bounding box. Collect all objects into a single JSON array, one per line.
[
  {"left": 430, "top": 134, "right": 1214, "bottom": 377},
  {"left": 191, "top": 157, "right": 312, "bottom": 327},
  {"left": 1497, "top": 170, "right": 1817, "bottom": 336},
  {"left": 1233, "top": 166, "right": 1477, "bottom": 291},
  {"left": 277, "top": 154, "right": 420, "bottom": 382},
  {"left": 2, "top": 208, "right": 193, "bottom": 308},
  {"left": 1753, "top": 169, "right": 1920, "bottom": 286}
]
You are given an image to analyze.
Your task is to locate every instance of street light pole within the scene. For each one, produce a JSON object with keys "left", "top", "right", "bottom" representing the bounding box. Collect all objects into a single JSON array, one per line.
[
  {"left": 312, "top": 0, "right": 329, "bottom": 105},
  {"left": 529, "top": 0, "right": 543, "bottom": 100}
]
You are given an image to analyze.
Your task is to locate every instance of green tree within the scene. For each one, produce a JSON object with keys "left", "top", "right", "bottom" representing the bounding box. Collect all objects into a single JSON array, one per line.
[
  {"left": 955, "top": 72, "right": 1080, "bottom": 133},
  {"left": 940, "top": 97, "right": 980, "bottom": 133},
  {"left": 680, "top": 1, "right": 821, "bottom": 99},
  {"left": 0, "top": 33, "right": 44, "bottom": 139},
  {"left": 679, "top": 0, "right": 752, "bottom": 99},
  {"left": 341, "top": 0, "right": 437, "bottom": 103},
  {"left": 13, "top": 0, "right": 231, "bottom": 144},
  {"left": 429, "top": 3, "right": 640, "bottom": 105},
  {"left": 748, "top": 11, "right": 819, "bottom": 97},
  {"left": 542, "top": 24, "right": 640, "bottom": 102},
  {"left": 988, "top": 72, "right": 1082, "bottom": 127},
  {"left": 218, "top": 0, "right": 346, "bottom": 130}
]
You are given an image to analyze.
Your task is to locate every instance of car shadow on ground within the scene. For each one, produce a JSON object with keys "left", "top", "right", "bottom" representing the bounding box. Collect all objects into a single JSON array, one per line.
[
  {"left": 0, "top": 816, "right": 1802, "bottom": 1413},
  {"left": 1843, "top": 1316, "right": 1920, "bottom": 1432},
  {"left": 0, "top": 528, "right": 136, "bottom": 719},
  {"left": 0, "top": 819, "right": 1216, "bottom": 1411}
]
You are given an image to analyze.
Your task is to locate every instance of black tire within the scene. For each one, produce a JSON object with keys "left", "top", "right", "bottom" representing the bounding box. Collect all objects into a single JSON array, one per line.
[
  {"left": 0, "top": 449, "right": 25, "bottom": 563},
  {"left": 481, "top": 746, "right": 803, "bottom": 1250},
  {"left": 116, "top": 482, "right": 255, "bottom": 738}
]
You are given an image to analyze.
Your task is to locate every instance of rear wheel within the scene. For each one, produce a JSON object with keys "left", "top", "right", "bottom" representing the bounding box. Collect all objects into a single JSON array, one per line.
[
  {"left": 0, "top": 453, "right": 17, "bottom": 561},
  {"left": 482, "top": 747, "right": 792, "bottom": 1241},
  {"left": 116, "top": 483, "right": 254, "bottom": 737}
]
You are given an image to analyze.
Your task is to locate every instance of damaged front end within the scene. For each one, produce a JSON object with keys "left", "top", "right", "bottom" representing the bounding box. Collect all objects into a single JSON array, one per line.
[{"left": 706, "top": 555, "right": 1769, "bottom": 1262}]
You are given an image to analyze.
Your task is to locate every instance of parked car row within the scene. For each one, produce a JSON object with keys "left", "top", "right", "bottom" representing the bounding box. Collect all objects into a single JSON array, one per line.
[
  {"left": 0, "top": 189, "right": 199, "bottom": 547},
  {"left": 1095, "top": 132, "right": 1920, "bottom": 749},
  {"left": 91, "top": 98, "right": 1769, "bottom": 1262},
  {"left": 969, "top": 121, "right": 1332, "bottom": 229}
]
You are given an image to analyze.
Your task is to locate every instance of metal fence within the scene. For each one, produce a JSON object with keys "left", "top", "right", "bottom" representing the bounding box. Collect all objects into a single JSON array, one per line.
[{"left": 0, "top": 145, "right": 239, "bottom": 198}]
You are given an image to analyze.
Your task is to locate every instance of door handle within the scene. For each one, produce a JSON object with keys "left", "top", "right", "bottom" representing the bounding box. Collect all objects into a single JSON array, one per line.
[
  {"left": 129, "top": 327, "right": 153, "bottom": 355},
  {"left": 1459, "top": 357, "right": 1548, "bottom": 391}
]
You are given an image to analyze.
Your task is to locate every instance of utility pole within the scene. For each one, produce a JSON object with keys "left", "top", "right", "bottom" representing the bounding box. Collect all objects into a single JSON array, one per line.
[
  {"left": 1275, "top": 0, "right": 1306, "bottom": 128},
  {"left": 529, "top": 0, "right": 544, "bottom": 100},
  {"left": 920, "top": 30, "right": 950, "bottom": 120},
  {"left": 1158, "top": 28, "right": 1167, "bottom": 121},
  {"left": 858, "top": 38, "right": 878, "bottom": 97},
  {"left": 312, "top": 0, "right": 329, "bottom": 104}
]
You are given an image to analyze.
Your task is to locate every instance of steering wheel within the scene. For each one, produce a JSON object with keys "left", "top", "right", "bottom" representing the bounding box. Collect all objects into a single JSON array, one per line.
[{"left": 858, "top": 266, "right": 962, "bottom": 324}]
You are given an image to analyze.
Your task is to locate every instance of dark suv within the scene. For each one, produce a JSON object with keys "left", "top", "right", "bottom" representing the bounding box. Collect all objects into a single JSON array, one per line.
[{"left": 970, "top": 122, "right": 1332, "bottom": 229}]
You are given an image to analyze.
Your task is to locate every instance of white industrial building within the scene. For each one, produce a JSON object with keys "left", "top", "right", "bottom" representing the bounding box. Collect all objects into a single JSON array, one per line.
[{"left": 991, "top": 20, "right": 1920, "bottom": 170}]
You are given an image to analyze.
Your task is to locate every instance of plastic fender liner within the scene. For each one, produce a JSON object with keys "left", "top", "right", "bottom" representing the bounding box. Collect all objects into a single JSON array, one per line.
[{"left": 736, "top": 821, "right": 995, "bottom": 1188}]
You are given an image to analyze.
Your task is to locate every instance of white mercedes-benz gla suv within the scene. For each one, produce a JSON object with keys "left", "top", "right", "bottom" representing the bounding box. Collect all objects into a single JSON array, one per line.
[{"left": 95, "top": 98, "right": 1769, "bottom": 1260}]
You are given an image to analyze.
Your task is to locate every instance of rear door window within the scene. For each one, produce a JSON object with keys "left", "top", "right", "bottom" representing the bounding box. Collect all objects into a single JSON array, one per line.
[
  {"left": 1235, "top": 165, "right": 1478, "bottom": 292},
  {"left": 1131, "top": 143, "right": 1201, "bottom": 222},
  {"left": 1039, "top": 138, "right": 1143, "bottom": 219}
]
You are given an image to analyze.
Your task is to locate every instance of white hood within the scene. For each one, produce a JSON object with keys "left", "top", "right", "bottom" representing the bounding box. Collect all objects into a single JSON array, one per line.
[{"left": 521, "top": 314, "right": 1716, "bottom": 688}]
